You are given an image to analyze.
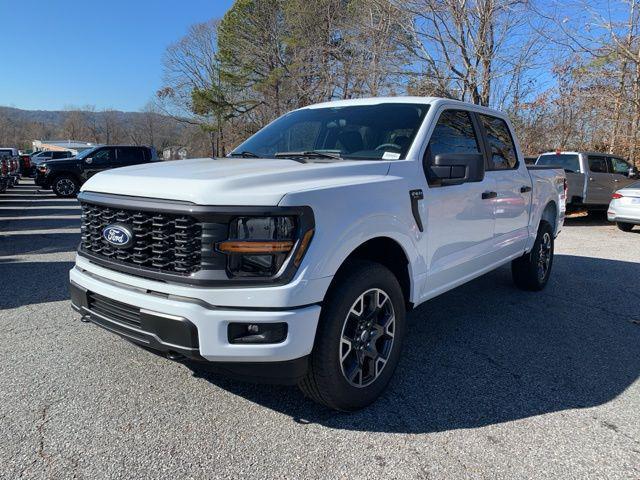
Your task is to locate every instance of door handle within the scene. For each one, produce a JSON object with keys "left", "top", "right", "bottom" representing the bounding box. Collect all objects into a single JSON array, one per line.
[
  {"left": 482, "top": 191, "right": 497, "bottom": 199},
  {"left": 520, "top": 185, "right": 532, "bottom": 193}
]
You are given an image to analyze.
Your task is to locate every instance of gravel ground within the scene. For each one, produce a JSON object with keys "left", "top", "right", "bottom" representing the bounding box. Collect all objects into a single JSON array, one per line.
[{"left": 1, "top": 179, "right": 639, "bottom": 480}]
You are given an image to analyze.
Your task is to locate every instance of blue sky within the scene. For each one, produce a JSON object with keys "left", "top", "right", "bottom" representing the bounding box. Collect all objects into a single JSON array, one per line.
[{"left": 0, "top": 0, "right": 235, "bottom": 111}]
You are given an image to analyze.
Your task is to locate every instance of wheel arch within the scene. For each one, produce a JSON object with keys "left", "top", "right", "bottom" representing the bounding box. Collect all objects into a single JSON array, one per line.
[
  {"left": 540, "top": 200, "right": 558, "bottom": 235},
  {"left": 51, "top": 171, "right": 81, "bottom": 185},
  {"left": 328, "top": 236, "right": 413, "bottom": 310}
]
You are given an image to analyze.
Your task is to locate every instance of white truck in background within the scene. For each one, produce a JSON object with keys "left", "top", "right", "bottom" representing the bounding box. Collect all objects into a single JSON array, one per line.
[{"left": 69, "top": 97, "right": 566, "bottom": 410}]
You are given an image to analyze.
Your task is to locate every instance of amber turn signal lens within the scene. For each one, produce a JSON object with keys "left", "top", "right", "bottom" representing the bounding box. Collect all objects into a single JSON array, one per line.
[
  {"left": 216, "top": 240, "right": 294, "bottom": 254},
  {"left": 294, "top": 229, "right": 314, "bottom": 266}
]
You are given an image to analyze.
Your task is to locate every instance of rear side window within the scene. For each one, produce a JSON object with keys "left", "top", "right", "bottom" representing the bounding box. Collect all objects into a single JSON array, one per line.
[
  {"left": 588, "top": 156, "right": 608, "bottom": 173},
  {"left": 479, "top": 115, "right": 517, "bottom": 170},
  {"left": 428, "top": 110, "right": 480, "bottom": 158},
  {"left": 536, "top": 154, "right": 580, "bottom": 172},
  {"left": 116, "top": 147, "right": 144, "bottom": 164}
]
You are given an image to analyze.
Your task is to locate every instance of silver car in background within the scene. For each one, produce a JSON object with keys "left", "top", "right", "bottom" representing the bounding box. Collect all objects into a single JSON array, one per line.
[
  {"left": 608, "top": 181, "right": 640, "bottom": 232},
  {"left": 536, "top": 151, "right": 638, "bottom": 213}
]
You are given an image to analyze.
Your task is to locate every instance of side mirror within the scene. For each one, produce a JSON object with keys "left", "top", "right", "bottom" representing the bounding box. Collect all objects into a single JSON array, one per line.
[
  {"left": 629, "top": 166, "right": 638, "bottom": 178},
  {"left": 428, "top": 153, "right": 485, "bottom": 186},
  {"left": 85, "top": 157, "right": 93, "bottom": 164}
]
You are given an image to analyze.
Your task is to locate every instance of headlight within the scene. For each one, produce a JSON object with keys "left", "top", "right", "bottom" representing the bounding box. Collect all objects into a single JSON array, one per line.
[{"left": 216, "top": 215, "right": 314, "bottom": 278}]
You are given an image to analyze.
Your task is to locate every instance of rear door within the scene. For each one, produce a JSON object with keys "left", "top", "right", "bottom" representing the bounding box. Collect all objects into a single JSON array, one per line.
[
  {"left": 478, "top": 114, "right": 531, "bottom": 257},
  {"left": 423, "top": 109, "right": 496, "bottom": 295},
  {"left": 586, "top": 155, "right": 612, "bottom": 205},
  {"left": 114, "top": 147, "right": 148, "bottom": 168}
]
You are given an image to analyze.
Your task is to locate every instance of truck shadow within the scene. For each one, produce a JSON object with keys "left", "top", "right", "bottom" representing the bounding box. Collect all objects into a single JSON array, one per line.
[
  {"left": 563, "top": 211, "right": 610, "bottom": 227},
  {"left": 188, "top": 254, "right": 640, "bottom": 433}
]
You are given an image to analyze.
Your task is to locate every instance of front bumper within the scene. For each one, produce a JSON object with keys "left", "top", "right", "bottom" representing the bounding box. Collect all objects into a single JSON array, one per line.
[{"left": 69, "top": 266, "right": 321, "bottom": 367}]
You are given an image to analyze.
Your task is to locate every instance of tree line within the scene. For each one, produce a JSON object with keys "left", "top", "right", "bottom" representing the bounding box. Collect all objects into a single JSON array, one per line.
[
  {"left": 156, "top": 0, "right": 640, "bottom": 167},
  {"left": 3, "top": 0, "right": 640, "bottom": 166}
]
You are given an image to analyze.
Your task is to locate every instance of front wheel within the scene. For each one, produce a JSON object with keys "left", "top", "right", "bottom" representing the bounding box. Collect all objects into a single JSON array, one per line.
[
  {"left": 299, "top": 260, "right": 406, "bottom": 411},
  {"left": 512, "top": 220, "right": 554, "bottom": 291},
  {"left": 617, "top": 222, "right": 634, "bottom": 232},
  {"left": 52, "top": 175, "right": 80, "bottom": 197}
]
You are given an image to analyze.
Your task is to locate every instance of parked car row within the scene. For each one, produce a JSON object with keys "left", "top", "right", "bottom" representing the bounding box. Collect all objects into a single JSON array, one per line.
[{"left": 0, "top": 148, "right": 21, "bottom": 193}]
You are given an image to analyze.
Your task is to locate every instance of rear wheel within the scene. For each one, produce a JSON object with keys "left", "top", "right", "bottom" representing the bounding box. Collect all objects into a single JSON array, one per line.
[
  {"left": 52, "top": 175, "right": 80, "bottom": 197},
  {"left": 616, "top": 222, "right": 634, "bottom": 232},
  {"left": 512, "top": 221, "right": 554, "bottom": 291},
  {"left": 299, "top": 260, "right": 406, "bottom": 411}
]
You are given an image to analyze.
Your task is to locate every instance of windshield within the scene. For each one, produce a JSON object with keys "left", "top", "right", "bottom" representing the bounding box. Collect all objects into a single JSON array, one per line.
[{"left": 231, "top": 103, "right": 430, "bottom": 160}]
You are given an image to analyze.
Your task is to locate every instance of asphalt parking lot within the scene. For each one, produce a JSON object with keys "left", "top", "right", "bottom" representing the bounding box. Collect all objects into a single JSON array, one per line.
[{"left": 1, "top": 179, "right": 639, "bottom": 480}]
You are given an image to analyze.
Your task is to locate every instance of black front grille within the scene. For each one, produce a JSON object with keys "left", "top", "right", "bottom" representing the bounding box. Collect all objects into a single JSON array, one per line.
[
  {"left": 81, "top": 203, "right": 202, "bottom": 275},
  {"left": 88, "top": 291, "right": 141, "bottom": 329}
]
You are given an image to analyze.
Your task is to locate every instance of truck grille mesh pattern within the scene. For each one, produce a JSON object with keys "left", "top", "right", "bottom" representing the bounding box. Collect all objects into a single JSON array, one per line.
[{"left": 80, "top": 203, "right": 202, "bottom": 275}]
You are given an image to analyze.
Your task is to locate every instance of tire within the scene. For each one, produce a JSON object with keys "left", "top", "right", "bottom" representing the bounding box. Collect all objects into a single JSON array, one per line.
[
  {"left": 511, "top": 220, "right": 554, "bottom": 291},
  {"left": 299, "top": 260, "right": 406, "bottom": 411},
  {"left": 616, "top": 222, "right": 634, "bottom": 232},
  {"left": 52, "top": 175, "right": 80, "bottom": 198}
]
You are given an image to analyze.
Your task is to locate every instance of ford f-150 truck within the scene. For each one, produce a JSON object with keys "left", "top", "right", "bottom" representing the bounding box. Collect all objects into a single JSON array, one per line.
[{"left": 69, "top": 97, "right": 566, "bottom": 411}]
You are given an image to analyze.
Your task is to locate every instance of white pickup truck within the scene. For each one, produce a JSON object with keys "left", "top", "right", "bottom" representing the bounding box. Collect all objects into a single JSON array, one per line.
[{"left": 69, "top": 97, "right": 566, "bottom": 410}]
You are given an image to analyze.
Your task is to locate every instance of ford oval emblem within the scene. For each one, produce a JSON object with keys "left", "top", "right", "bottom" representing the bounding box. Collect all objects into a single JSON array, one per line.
[{"left": 102, "top": 224, "right": 134, "bottom": 248}]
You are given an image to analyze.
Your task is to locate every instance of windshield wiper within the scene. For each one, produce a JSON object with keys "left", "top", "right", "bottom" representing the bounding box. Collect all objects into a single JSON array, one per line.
[
  {"left": 228, "top": 150, "right": 260, "bottom": 158},
  {"left": 274, "top": 150, "right": 342, "bottom": 160}
]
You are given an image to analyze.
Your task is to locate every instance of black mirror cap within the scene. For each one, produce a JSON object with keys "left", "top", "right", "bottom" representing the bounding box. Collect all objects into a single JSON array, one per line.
[{"left": 429, "top": 152, "right": 485, "bottom": 186}]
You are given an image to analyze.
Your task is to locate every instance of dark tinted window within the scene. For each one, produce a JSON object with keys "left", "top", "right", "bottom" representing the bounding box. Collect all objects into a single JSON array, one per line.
[
  {"left": 428, "top": 110, "right": 480, "bottom": 158},
  {"left": 536, "top": 154, "right": 580, "bottom": 172},
  {"left": 479, "top": 115, "right": 517, "bottom": 170},
  {"left": 52, "top": 151, "right": 71, "bottom": 159},
  {"left": 116, "top": 147, "right": 144, "bottom": 164},
  {"left": 588, "top": 156, "right": 608, "bottom": 173}
]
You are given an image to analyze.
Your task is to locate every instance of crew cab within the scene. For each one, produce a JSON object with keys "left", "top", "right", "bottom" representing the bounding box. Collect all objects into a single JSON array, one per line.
[
  {"left": 536, "top": 151, "right": 638, "bottom": 213},
  {"left": 69, "top": 97, "right": 565, "bottom": 410},
  {"left": 36, "top": 145, "right": 158, "bottom": 197}
]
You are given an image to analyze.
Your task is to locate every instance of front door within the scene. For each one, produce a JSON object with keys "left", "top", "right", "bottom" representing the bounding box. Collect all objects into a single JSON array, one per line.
[
  {"left": 422, "top": 109, "right": 496, "bottom": 297},
  {"left": 609, "top": 157, "right": 636, "bottom": 191},
  {"left": 83, "top": 147, "right": 114, "bottom": 181}
]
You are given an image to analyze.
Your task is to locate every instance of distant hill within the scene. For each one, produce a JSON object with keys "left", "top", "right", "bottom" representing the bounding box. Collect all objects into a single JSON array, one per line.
[{"left": 0, "top": 105, "right": 173, "bottom": 127}]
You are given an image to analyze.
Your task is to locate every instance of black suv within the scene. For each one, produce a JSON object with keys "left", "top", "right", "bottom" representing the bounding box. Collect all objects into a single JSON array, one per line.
[{"left": 35, "top": 145, "right": 158, "bottom": 197}]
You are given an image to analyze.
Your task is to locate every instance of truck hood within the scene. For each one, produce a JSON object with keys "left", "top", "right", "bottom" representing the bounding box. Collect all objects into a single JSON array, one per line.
[{"left": 81, "top": 157, "right": 391, "bottom": 205}]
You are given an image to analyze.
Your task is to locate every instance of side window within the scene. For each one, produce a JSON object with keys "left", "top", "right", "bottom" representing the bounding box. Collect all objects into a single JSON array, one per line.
[
  {"left": 479, "top": 114, "right": 517, "bottom": 170},
  {"left": 91, "top": 148, "right": 114, "bottom": 166},
  {"left": 610, "top": 157, "right": 631, "bottom": 174},
  {"left": 116, "top": 147, "right": 144, "bottom": 165},
  {"left": 588, "top": 156, "right": 608, "bottom": 173},
  {"left": 427, "top": 110, "right": 480, "bottom": 158}
]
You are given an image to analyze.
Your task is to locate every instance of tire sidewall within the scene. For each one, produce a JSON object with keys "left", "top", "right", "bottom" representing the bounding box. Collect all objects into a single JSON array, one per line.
[
  {"left": 53, "top": 176, "right": 79, "bottom": 197},
  {"left": 531, "top": 221, "right": 554, "bottom": 288},
  {"left": 312, "top": 262, "right": 406, "bottom": 410}
]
